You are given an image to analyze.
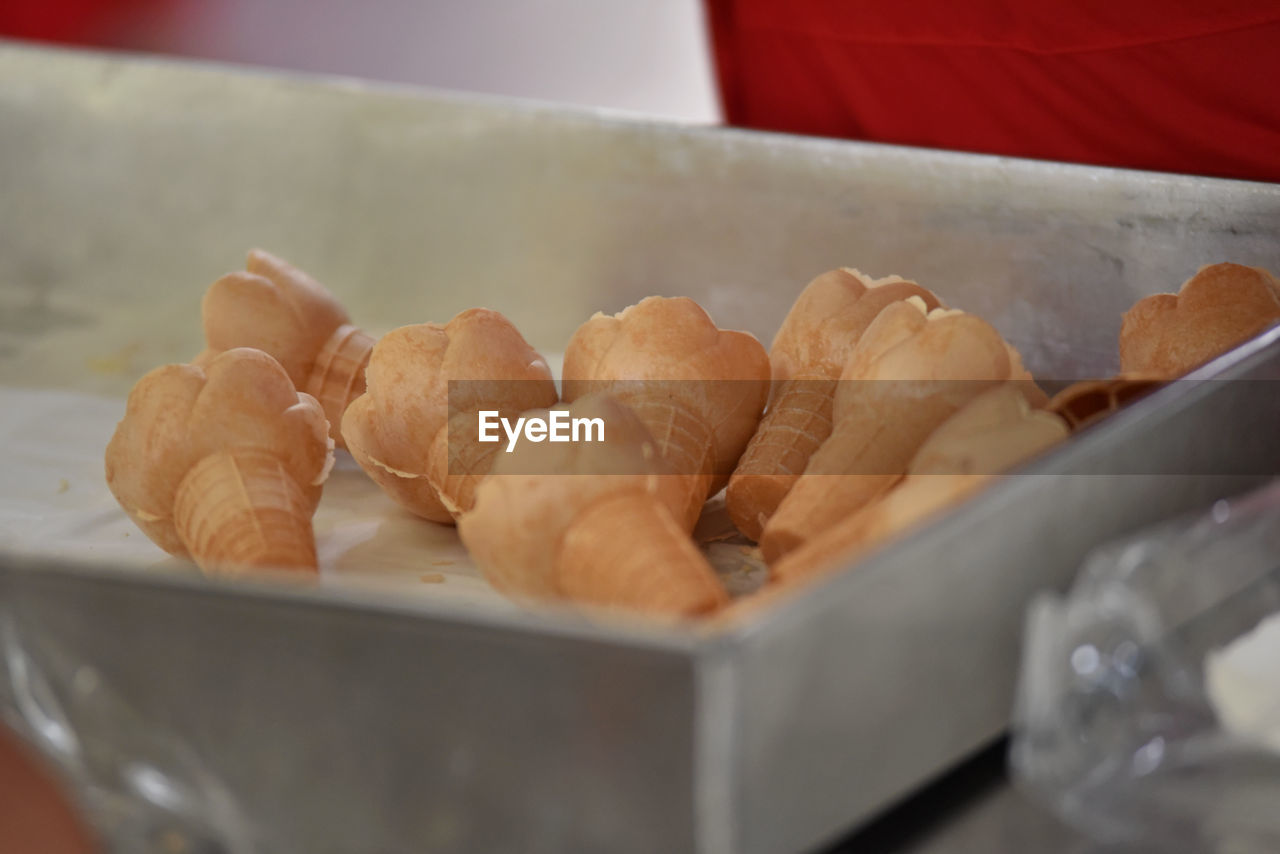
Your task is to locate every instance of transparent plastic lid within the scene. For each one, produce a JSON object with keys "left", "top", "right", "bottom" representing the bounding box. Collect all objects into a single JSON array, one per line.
[{"left": 1012, "top": 478, "right": 1280, "bottom": 852}]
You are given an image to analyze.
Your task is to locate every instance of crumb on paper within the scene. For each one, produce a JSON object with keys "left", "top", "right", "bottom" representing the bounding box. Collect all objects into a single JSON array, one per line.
[
  {"left": 420, "top": 572, "right": 446, "bottom": 584},
  {"left": 57, "top": 478, "right": 70, "bottom": 494},
  {"left": 86, "top": 341, "right": 142, "bottom": 376},
  {"left": 430, "top": 558, "right": 454, "bottom": 567}
]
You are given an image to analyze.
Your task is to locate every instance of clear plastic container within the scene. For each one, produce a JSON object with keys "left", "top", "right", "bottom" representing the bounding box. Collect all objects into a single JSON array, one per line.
[{"left": 1011, "top": 479, "right": 1280, "bottom": 852}]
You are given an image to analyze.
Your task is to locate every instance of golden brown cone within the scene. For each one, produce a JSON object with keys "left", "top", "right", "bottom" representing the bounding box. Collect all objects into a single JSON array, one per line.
[
  {"left": 173, "top": 449, "right": 318, "bottom": 572},
  {"left": 556, "top": 491, "right": 728, "bottom": 616},
  {"left": 1119, "top": 263, "right": 1280, "bottom": 378},
  {"left": 562, "top": 296, "right": 770, "bottom": 528},
  {"left": 1047, "top": 375, "right": 1164, "bottom": 431},
  {"left": 341, "top": 308, "right": 557, "bottom": 524},
  {"left": 726, "top": 270, "right": 943, "bottom": 541},
  {"left": 104, "top": 348, "right": 331, "bottom": 568},
  {"left": 305, "top": 323, "right": 376, "bottom": 440},
  {"left": 769, "top": 269, "right": 943, "bottom": 384},
  {"left": 458, "top": 395, "right": 723, "bottom": 615},
  {"left": 726, "top": 375, "right": 835, "bottom": 540},
  {"left": 426, "top": 409, "right": 512, "bottom": 517},
  {"left": 760, "top": 300, "right": 1044, "bottom": 563},
  {"left": 201, "top": 249, "right": 371, "bottom": 447},
  {"left": 619, "top": 393, "right": 715, "bottom": 532},
  {"left": 771, "top": 384, "right": 1068, "bottom": 586}
]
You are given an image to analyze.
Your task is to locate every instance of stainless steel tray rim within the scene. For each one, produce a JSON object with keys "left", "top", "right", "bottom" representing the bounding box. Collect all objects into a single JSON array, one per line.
[{"left": 6, "top": 38, "right": 1279, "bottom": 204}]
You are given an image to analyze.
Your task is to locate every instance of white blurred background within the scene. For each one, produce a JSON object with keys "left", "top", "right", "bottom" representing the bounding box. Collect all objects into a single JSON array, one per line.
[{"left": 103, "top": 0, "right": 721, "bottom": 122}]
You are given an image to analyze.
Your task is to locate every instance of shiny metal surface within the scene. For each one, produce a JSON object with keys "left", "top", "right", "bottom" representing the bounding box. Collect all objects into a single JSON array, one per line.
[{"left": 2, "top": 42, "right": 1279, "bottom": 854}]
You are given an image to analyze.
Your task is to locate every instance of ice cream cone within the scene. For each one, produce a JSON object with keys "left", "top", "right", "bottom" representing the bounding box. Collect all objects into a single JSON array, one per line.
[
  {"left": 426, "top": 408, "right": 512, "bottom": 517},
  {"left": 1119, "top": 263, "right": 1280, "bottom": 378},
  {"left": 556, "top": 491, "right": 728, "bottom": 616},
  {"left": 771, "top": 384, "right": 1068, "bottom": 585},
  {"left": 173, "top": 448, "right": 318, "bottom": 573},
  {"left": 619, "top": 391, "right": 716, "bottom": 531},
  {"left": 458, "top": 395, "right": 727, "bottom": 617},
  {"left": 727, "top": 271, "right": 944, "bottom": 542},
  {"left": 105, "top": 348, "right": 333, "bottom": 574},
  {"left": 562, "top": 296, "right": 770, "bottom": 529},
  {"left": 726, "top": 374, "right": 835, "bottom": 540},
  {"left": 202, "top": 249, "right": 370, "bottom": 447},
  {"left": 341, "top": 309, "right": 558, "bottom": 523},
  {"left": 756, "top": 392, "right": 938, "bottom": 562},
  {"left": 760, "top": 300, "right": 1043, "bottom": 563},
  {"left": 341, "top": 392, "right": 455, "bottom": 523}
]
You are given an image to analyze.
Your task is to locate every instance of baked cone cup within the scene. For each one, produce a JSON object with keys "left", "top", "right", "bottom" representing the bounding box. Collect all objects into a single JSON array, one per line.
[
  {"left": 618, "top": 392, "right": 716, "bottom": 531},
  {"left": 562, "top": 296, "right": 770, "bottom": 530},
  {"left": 341, "top": 308, "right": 557, "bottom": 523},
  {"left": 1047, "top": 374, "right": 1164, "bottom": 431},
  {"left": 772, "top": 384, "right": 1068, "bottom": 585},
  {"left": 173, "top": 448, "right": 318, "bottom": 573},
  {"left": 105, "top": 348, "right": 332, "bottom": 573},
  {"left": 726, "top": 375, "right": 835, "bottom": 541},
  {"left": 726, "top": 270, "right": 942, "bottom": 540},
  {"left": 557, "top": 491, "right": 728, "bottom": 616},
  {"left": 201, "top": 249, "right": 374, "bottom": 448},
  {"left": 760, "top": 299, "right": 1044, "bottom": 563},
  {"left": 426, "top": 408, "right": 512, "bottom": 518},
  {"left": 458, "top": 395, "right": 725, "bottom": 617},
  {"left": 1119, "top": 262, "right": 1280, "bottom": 378}
]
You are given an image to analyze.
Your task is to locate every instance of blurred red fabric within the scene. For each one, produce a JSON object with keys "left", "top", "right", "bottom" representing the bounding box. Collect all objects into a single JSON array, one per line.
[
  {"left": 0, "top": 0, "right": 161, "bottom": 44},
  {"left": 707, "top": 0, "right": 1280, "bottom": 182}
]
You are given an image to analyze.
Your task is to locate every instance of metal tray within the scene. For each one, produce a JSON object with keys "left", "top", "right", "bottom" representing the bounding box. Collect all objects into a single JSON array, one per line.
[{"left": 2, "top": 42, "right": 1280, "bottom": 854}]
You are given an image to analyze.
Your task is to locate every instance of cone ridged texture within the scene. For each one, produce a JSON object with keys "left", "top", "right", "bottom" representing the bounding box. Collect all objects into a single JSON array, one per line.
[
  {"left": 621, "top": 394, "right": 715, "bottom": 531},
  {"left": 1048, "top": 376, "right": 1163, "bottom": 431},
  {"left": 306, "top": 324, "right": 375, "bottom": 443},
  {"left": 174, "top": 449, "right": 317, "bottom": 573},
  {"left": 726, "top": 375, "right": 835, "bottom": 540}
]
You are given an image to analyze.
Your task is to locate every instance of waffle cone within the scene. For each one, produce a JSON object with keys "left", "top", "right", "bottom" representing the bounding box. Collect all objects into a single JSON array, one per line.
[
  {"left": 726, "top": 375, "right": 835, "bottom": 540},
  {"left": 772, "top": 474, "right": 989, "bottom": 585},
  {"left": 759, "top": 392, "right": 963, "bottom": 563},
  {"left": 555, "top": 491, "right": 728, "bottom": 616},
  {"left": 341, "top": 395, "right": 453, "bottom": 523},
  {"left": 426, "top": 410, "right": 509, "bottom": 518},
  {"left": 173, "top": 449, "right": 318, "bottom": 573},
  {"left": 1047, "top": 375, "right": 1162, "bottom": 431},
  {"left": 773, "top": 384, "right": 1068, "bottom": 584},
  {"left": 305, "top": 323, "right": 374, "bottom": 448},
  {"left": 618, "top": 394, "right": 715, "bottom": 531}
]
